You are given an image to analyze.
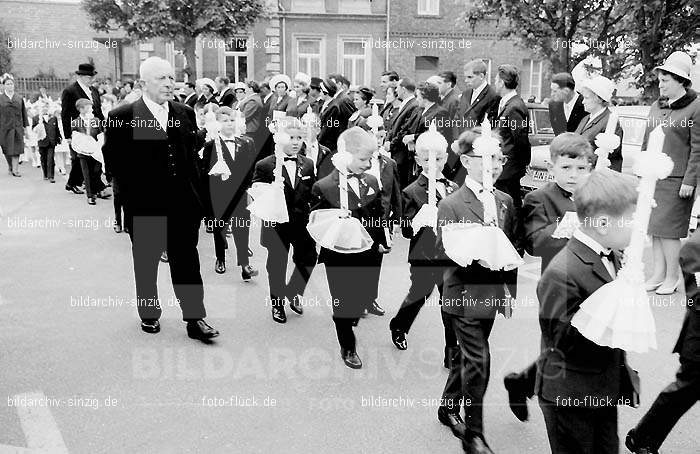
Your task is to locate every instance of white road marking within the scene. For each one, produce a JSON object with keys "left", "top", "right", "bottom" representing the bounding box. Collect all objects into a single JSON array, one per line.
[{"left": 0, "top": 392, "right": 69, "bottom": 454}]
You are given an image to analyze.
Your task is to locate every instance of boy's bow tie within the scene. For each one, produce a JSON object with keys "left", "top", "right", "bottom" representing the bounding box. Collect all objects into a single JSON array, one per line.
[
  {"left": 436, "top": 177, "right": 448, "bottom": 184},
  {"left": 283, "top": 156, "right": 297, "bottom": 162},
  {"left": 599, "top": 250, "right": 615, "bottom": 261}
]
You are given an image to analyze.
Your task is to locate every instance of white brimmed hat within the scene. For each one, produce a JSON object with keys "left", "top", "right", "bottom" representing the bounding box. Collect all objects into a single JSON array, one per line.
[
  {"left": 580, "top": 76, "right": 615, "bottom": 103},
  {"left": 270, "top": 74, "right": 292, "bottom": 90},
  {"left": 232, "top": 81, "right": 247, "bottom": 91},
  {"left": 196, "top": 78, "right": 216, "bottom": 92},
  {"left": 293, "top": 72, "right": 311, "bottom": 87},
  {"left": 654, "top": 51, "right": 692, "bottom": 82}
]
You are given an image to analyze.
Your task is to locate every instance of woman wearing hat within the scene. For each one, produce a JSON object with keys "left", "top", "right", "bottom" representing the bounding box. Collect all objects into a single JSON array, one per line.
[
  {"left": 286, "top": 72, "right": 312, "bottom": 118},
  {"left": 0, "top": 74, "right": 29, "bottom": 176},
  {"left": 230, "top": 81, "right": 247, "bottom": 110},
  {"left": 269, "top": 74, "right": 292, "bottom": 118},
  {"left": 643, "top": 51, "right": 700, "bottom": 295},
  {"left": 574, "top": 75, "right": 624, "bottom": 171},
  {"left": 196, "top": 78, "right": 217, "bottom": 107},
  {"left": 347, "top": 86, "right": 374, "bottom": 129}
]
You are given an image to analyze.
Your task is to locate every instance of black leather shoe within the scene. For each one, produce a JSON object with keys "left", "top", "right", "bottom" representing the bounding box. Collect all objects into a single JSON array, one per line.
[
  {"left": 272, "top": 306, "right": 287, "bottom": 324},
  {"left": 66, "top": 184, "right": 84, "bottom": 194},
  {"left": 367, "top": 301, "right": 385, "bottom": 316},
  {"left": 87, "top": 197, "right": 96, "bottom": 205},
  {"left": 97, "top": 191, "right": 111, "bottom": 199},
  {"left": 160, "top": 251, "right": 168, "bottom": 263},
  {"left": 391, "top": 328, "right": 407, "bottom": 350},
  {"left": 503, "top": 373, "right": 529, "bottom": 422},
  {"left": 186, "top": 319, "right": 219, "bottom": 341},
  {"left": 215, "top": 259, "right": 226, "bottom": 274},
  {"left": 625, "top": 429, "right": 658, "bottom": 454},
  {"left": 437, "top": 406, "right": 466, "bottom": 438},
  {"left": 241, "top": 265, "right": 258, "bottom": 281},
  {"left": 140, "top": 319, "right": 160, "bottom": 334},
  {"left": 49, "top": 178, "right": 56, "bottom": 183},
  {"left": 288, "top": 296, "right": 303, "bottom": 315},
  {"left": 461, "top": 433, "right": 494, "bottom": 454},
  {"left": 114, "top": 224, "right": 123, "bottom": 234},
  {"left": 340, "top": 348, "right": 362, "bottom": 369}
]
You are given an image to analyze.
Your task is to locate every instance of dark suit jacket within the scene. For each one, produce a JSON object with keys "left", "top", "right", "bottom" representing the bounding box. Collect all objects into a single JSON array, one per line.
[
  {"left": 311, "top": 169, "right": 387, "bottom": 264},
  {"left": 285, "top": 95, "right": 312, "bottom": 118},
  {"left": 60, "top": 81, "right": 103, "bottom": 138},
  {"left": 401, "top": 174, "right": 458, "bottom": 264},
  {"left": 522, "top": 182, "right": 575, "bottom": 272},
  {"left": 495, "top": 94, "right": 531, "bottom": 181},
  {"left": 375, "top": 154, "right": 402, "bottom": 223},
  {"left": 318, "top": 94, "right": 356, "bottom": 152},
  {"left": 575, "top": 109, "right": 623, "bottom": 172},
  {"left": 412, "top": 102, "right": 452, "bottom": 144},
  {"left": 387, "top": 97, "right": 420, "bottom": 166},
  {"left": 199, "top": 135, "right": 257, "bottom": 220},
  {"left": 439, "top": 88, "right": 460, "bottom": 123},
  {"left": 217, "top": 88, "right": 235, "bottom": 108},
  {"left": 269, "top": 94, "right": 291, "bottom": 117},
  {"left": 252, "top": 153, "right": 317, "bottom": 246},
  {"left": 35, "top": 115, "right": 61, "bottom": 147},
  {"left": 675, "top": 229, "right": 700, "bottom": 360},
  {"left": 536, "top": 237, "right": 640, "bottom": 407},
  {"left": 183, "top": 93, "right": 198, "bottom": 108},
  {"left": 300, "top": 141, "right": 334, "bottom": 181},
  {"left": 549, "top": 95, "right": 587, "bottom": 135},
  {"left": 240, "top": 94, "right": 264, "bottom": 138},
  {"left": 454, "top": 84, "right": 500, "bottom": 136},
  {"left": 102, "top": 98, "right": 204, "bottom": 218},
  {"left": 436, "top": 184, "right": 518, "bottom": 318}
]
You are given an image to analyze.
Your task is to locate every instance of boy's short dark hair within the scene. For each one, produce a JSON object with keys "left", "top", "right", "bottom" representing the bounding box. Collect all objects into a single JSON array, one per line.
[
  {"left": 382, "top": 71, "right": 400, "bottom": 82},
  {"left": 247, "top": 80, "right": 260, "bottom": 93},
  {"left": 75, "top": 98, "right": 93, "bottom": 110},
  {"left": 551, "top": 73, "right": 576, "bottom": 90},
  {"left": 575, "top": 169, "right": 638, "bottom": 220},
  {"left": 454, "top": 127, "right": 500, "bottom": 156},
  {"left": 438, "top": 71, "right": 456, "bottom": 87},
  {"left": 497, "top": 65, "right": 519, "bottom": 90},
  {"left": 549, "top": 132, "right": 594, "bottom": 163},
  {"left": 218, "top": 76, "right": 230, "bottom": 86},
  {"left": 399, "top": 78, "right": 416, "bottom": 92},
  {"left": 185, "top": 82, "right": 195, "bottom": 89}
]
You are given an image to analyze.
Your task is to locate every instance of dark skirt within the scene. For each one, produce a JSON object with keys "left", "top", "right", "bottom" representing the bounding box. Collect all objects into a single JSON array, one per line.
[{"left": 648, "top": 177, "right": 693, "bottom": 239}]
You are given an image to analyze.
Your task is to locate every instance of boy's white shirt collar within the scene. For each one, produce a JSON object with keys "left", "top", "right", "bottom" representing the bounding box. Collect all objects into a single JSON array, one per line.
[
  {"left": 573, "top": 228, "right": 611, "bottom": 255},
  {"left": 399, "top": 94, "right": 415, "bottom": 112},
  {"left": 471, "top": 80, "right": 488, "bottom": 102},
  {"left": 463, "top": 175, "right": 484, "bottom": 194},
  {"left": 563, "top": 93, "right": 579, "bottom": 120},
  {"left": 498, "top": 91, "right": 517, "bottom": 111}
]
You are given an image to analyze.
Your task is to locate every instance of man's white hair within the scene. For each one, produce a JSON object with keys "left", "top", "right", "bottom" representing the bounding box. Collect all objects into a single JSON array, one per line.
[{"left": 139, "top": 57, "right": 172, "bottom": 80}]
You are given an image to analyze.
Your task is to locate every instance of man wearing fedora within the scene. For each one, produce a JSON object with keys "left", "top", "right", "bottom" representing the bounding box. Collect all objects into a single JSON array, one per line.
[{"left": 61, "top": 63, "right": 105, "bottom": 196}]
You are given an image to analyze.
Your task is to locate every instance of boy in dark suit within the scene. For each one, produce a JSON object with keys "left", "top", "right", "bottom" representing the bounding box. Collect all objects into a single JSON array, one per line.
[
  {"left": 299, "top": 111, "right": 334, "bottom": 180},
  {"left": 200, "top": 107, "right": 259, "bottom": 281},
  {"left": 503, "top": 132, "right": 594, "bottom": 421},
  {"left": 389, "top": 129, "right": 458, "bottom": 363},
  {"left": 626, "top": 227, "right": 700, "bottom": 454},
  {"left": 363, "top": 126, "right": 402, "bottom": 318},
  {"left": 35, "top": 102, "right": 61, "bottom": 182},
  {"left": 437, "top": 137, "right": 518, "bottom": 453},
  {"left": 72, "top": 98, "right": 107, "bottom": 205},
  {"left": 311, "top": 127, "right": 389, "bottom": 369},
  {"left": 536, "top": 169, "right": 640, "bottom": 454},
  {"left": 252, "top": 117, "right": 317, "bottom": 324}
]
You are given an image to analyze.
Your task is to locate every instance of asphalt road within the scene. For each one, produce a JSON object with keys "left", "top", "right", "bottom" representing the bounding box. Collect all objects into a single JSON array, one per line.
[{"left": 1, "top": 167, "right": 697, "bottom": 454}]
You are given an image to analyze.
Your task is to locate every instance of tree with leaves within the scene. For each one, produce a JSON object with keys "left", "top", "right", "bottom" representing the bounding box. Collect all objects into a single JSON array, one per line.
[
  {"left": 82, "top": 0, "right": 265, "bottom": 79},
  {"left": 0, "top": 25, "right": 12, "bottom": 75}
]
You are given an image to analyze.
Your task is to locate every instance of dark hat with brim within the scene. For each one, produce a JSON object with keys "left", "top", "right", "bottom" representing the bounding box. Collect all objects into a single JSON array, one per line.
[
  {"left": 76, "top": 63, "right": 97, "bottom": 76},
  {"left": 310, "top": 77, "right": 323, "bottom": 90}
]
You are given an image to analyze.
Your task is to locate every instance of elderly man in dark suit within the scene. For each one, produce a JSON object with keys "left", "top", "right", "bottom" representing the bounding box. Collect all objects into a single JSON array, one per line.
[
  {"left": 61, "top": 63, "right": 104, "bottom": 194},
  {"left": 454, "top": 60, "right": 500, "bottom": 136},
  {"left": 626, "top": 228, "right": 700, "bottom": 454},
  {"left": 437, "top": 70, "right": 460, "bottom": 121},
  {"left": 385, "top": 78, "right": 420, "bottom": 188},
  {"left": 548, "top": 72, "right": 587, "bottom": 135},
  {"left": 437, "top": 143, "right": 518, "bottom": 454},
  {"left": 102, "top": 56, "right": 218, "bottom": 342},
  {"left": 318, "top": 77, "right": 355, "bottom": 152},
  {"left": 493, "top": 65, "right": 531, "bottom": 233}
]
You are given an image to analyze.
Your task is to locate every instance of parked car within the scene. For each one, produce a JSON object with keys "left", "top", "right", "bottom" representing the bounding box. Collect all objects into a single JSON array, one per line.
[{"left": 526, "top": 103, "right": 555, "bottom": 147}]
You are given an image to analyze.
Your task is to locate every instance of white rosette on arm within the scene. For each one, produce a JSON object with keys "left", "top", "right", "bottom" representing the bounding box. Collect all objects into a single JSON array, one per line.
[
  {"left": 571, "top": 126, "right": 672, "bottom": 353},
  {"left": 306, "top": 141, "right": 373, "bottom": 253},
  {"left": 441, "top": 116, "right": 523, "bottom": 271},
  {"left": 247, "top": 131, "right": 290, "bottom": 223}
]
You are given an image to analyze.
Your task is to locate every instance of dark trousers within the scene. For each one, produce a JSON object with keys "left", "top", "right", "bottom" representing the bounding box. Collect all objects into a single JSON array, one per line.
[
  {"left": 129, "top": 214, "right": 206, "bottom": 321},
  {"left": 392, "top": 152, "right": 415, "bottom": 189},
  {"left": 495, "top": 175, "right": 524, "bottom": 251},
  {"left": 67, "top": 148, "right": 84, "bottom": 187},
  {"left": 112, "top": 178, "right": 126, "bottom": 228},
  {"left": 511, "top": 361, "right": 538, "bottom": 398},
  {"left": 630, "top": 358, "right": 699, "bottom": 451},
  {"left": 366, "top": 249, "right": 384, "bottom": 309},
  {"left": 78, "top": 155, "right": 105, "bottom": 197},
  {"left": 212, "top": 202, "right": 250, "bottom": 266},
  {"left": 324, "top": 247, "right": 381, "bottom": 351},
  {"left": 38, "top": 146, "right": 55, "bottom": 179},
  {"left": 390, "top": 264, "right": 456, "bottom": 347},
  {"left": 263, "top": 224, "right": 318, "bottom": 305},
  {"left": 441, "top": 312, "right": 495, "bottom": 436},
  {"left": 539, "top": 397, "right": 618, "bottom": 454}
]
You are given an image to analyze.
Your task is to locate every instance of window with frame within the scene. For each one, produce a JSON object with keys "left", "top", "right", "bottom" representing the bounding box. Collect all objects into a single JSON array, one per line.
[
  {"left": 522, "top": 58, "right": 543, "bottom": 101},
  {"left": 417, "top": 0, "right": 439, "bottom": 15},
  {"left": 223, "top": 38, "right": 249, "bottom": 83},
  {"left": 341, "top": 40, "right": 369, "bottom": 86},
  {"left": 297, "top": 38, "right": 323, "bottom": 77}
]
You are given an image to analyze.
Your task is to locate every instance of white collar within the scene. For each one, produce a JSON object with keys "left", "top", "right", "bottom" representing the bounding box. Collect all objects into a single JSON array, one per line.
[
  {"left": 667, "top": 93, "right": 684, "bottom": 105},
  {"left": 400, "top": 94, "right": 415, "bottom": 110},
  {"left": 420, "top": 170, "right": 446, "bottom": 180},
  {"left": 564, "top": 93, "right": 579, "bottom": 110},
  {"left": 472, "top": 81, "right": 488, "bottom": 98},
  {"left": 587, "top": 107, "right": 607, "bottom": 123},
  {"left": 143, "top": 94, "right": 169, "bottom": 113},
  {"left": 423, "top": 101, "right": 435, "bottom": 112},
  {"left": 263, "top": 93, "right": 273, "bottom": 103},
  {"left": 219, "top": 133, "right": 236, "bottom": 142},
  {"left": 573, "top": 228, "right": 611, "bottom": 256},
  {"left": 463, "top": 175, "right": 485, "bottom": 195},
  {"left": 77, "top": 80, "right": 92, "bottom": 96},
  {"left": 441, "top": 87, "right": 454, "bottom": 99},
  {"left": 499, "top": 91, "right": 517, "bottom": 108}
]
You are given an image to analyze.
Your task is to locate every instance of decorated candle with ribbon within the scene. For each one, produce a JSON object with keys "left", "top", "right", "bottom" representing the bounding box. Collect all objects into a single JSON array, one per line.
[
  {"left": 366, "top": 103, "right": 384, "bottom": 136},
  {"left": 473, "top": 115, "right": 500, "bottom": 225},
  {"left": 593, "top": 109, "right": 620, "bottom": 170},
  {"left": 410, "top": 120, "right": 448, "bottom": 233}
]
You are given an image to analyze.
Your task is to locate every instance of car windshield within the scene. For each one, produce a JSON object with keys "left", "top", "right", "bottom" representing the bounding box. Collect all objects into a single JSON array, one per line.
[
  {"left": 619, "top": 115, "right": 647, "bottom": 146},
  {"left": 532, "top": 109, "right": 554, "bottom": 135}
]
